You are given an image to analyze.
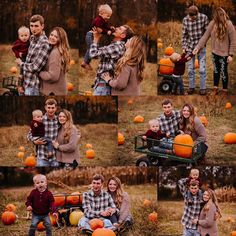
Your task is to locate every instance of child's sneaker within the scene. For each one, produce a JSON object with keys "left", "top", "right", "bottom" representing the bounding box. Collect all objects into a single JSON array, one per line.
[{"left": 81, "top": 228, "right": 93, "bottom": 235}]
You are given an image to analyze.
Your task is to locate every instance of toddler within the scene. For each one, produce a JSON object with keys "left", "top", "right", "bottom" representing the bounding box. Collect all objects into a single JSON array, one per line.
[
  {"left": 26, "top": 174, "right": 57, "bottom": 236},
  {"left": 170, "top": 52, "right": 193, "bottom": 95},
  {"left": 12, "top": 26, "right": 30, "bottom": 94},
  {"left": 81, "top": 4, "right": 114, "bottom": 70},
  {"left": 30, "top": 110, "right": 53, "bottom": 157}
]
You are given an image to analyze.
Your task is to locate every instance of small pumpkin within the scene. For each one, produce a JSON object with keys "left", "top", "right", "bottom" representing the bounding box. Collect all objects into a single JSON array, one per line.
[
  {"left": 194, "top": 59, "right": 199, "bottom": 69},
  {"left": 127, "top": 99, "right": 134, "bottom": 105},
  {"left": 1, "top": 211, "right": 16, "bottom": 225},
  {"left": 10, "top": 66, "right": 18, "bottom": 74},
  {"left": 224, "top": 133, "right": 236, "bottom": 144},
  {"left": 5, "top": 204, "right": 17, "bottom": 212},
  {"left": 164, "top": 45, "right": 174, "bottom": 56},
  {"left": 17, "top": 151, "right": 25, "bottom": 158},
  {"left": 173, "top": 134, "right": 194, "bottom": 158},
  {"left": 67, "top": 192, "right": 82, "bottom": 205},
  {"left": 133, "top": 115, "right": 144, "bottom": 123},
  {"left": 69, "top": 59, "right": 75, "bottom": 65},
  {"left": 69, "top": 210, "right": 84, "bottom": 226},
  {"left": 148, "top": 211, "right": 158, "bottom": 222},
  {"left": 18, "top": 146, "right": 25, "bottom": 152},
  {"left": 67, "top": 82, "right": 74, "bottom": 91},
  {"left": 86, "top": 149, "right": 95, "bottom": 159},
  {"left": 225, "top": 102, "right": 232, "bottom": 109},
  {"left": 37, "top": 221, "right": 45, "bottom": 231},
  {"left": 157, "top": 38, "right": 162, "bottom": 42},
  {"left": 89, "top": 218, "right": 104, "bottom": 230},
  {"left": 118, "top": 132, "right": 125, "bottom": 145},
  {"left": 85, "top": 143, "right": 93, "bottom": 149},
  {"left": 92, "top": 228, "right": 116, "bottom": 236},
  {"left": 231, "top": 231, "right": 236, "bottom": 236},
  {"left": 143, "top": 199, "right": 152, "bottom": 207},
  {"left": 199, "top": 115, "right": 208, "bottom": 127},
  {"left": 159, "top": 58, "right": 174, "bottom": 75},
  {"left": 54, "top": 195, "right": 66, "bottom": 207},
  {"left": 157, "top": 42, "right": 163, "bottom": 48},
  {"left": 24, "top": 154, "right": 36, "bottom": 167}
]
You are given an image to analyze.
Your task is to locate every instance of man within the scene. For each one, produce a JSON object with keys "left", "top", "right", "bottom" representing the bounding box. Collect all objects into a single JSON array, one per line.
[
  {"left": 89, "top": 25, "right": 134, "bottom": 95},
  {"left": 16, "top": 14, "right": 50, "bottom": 95},
  {"left": 178, "top": 178, "right": 203, "bottom": 236},
  {"left": 78, "top": 174, "right": 118, "bottom": 234},
  {"left": 182, "top": 5, "right": 208, "bottom": 95},
  {"left": 27, "top": 98, "right": 59, "bottom": 167},
  {"left": 159, "top": 99, "right": 181, "bottom": 138}
]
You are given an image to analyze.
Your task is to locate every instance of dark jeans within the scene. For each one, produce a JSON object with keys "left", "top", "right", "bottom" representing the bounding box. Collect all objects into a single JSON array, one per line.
[
  {"left": 149, "top": 138, "right": 173, "bottom": 154},
  {"left": 29, "top": 213, "right": 52, "bottom": 236},
  {"left": 84, "top": 31, "right": 93, "bottom": 64},
  {"left": 212, "top": 53, "right": 228, "bottom": 89},
  {"left": 172, "top": 74, "right": 184, "bottom": 95},
  {"left": 108, "top": 212, "right": 119, "bottom": 224}
]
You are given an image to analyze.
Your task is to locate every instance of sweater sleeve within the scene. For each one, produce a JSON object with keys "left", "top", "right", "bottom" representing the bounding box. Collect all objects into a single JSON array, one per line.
[
  {"left": 39, "top": 49, "right": 61, "bottom": 82},
  {"left": 118, "top": 192, "right": 131, "bottom": 223},
  {"left": 194, "top": 117, "right": 207, "bottom": 143},
  {"left": 25, "top": 190, "right": 34, "bottom": 207},
  {"left": 228, "top": 21, "right": 236, "bottom": 56},
  {"left": 198, "top": 204, "right": 216, "bottom": 228},
  {"left": 109, "top": 65, "right": 131, "bottom": 90},
  {"left": 48, "top": 191, "right": 56, "bottom": 213}
]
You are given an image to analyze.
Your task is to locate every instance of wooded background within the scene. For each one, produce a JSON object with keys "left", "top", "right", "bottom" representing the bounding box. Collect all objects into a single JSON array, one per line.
[{"left": 0, "top": 96, "right": 118, "bottom": 126}]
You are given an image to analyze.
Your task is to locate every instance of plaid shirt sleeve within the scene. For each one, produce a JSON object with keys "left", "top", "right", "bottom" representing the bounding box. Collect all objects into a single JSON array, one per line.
[
  {"left": 182, "top": 17, "right": 188, "bottom": 51},
  {"left": 178, "top": 178, "right": 188, "bottom": 196},
  {"left": 27, "top": 129, "right": 34, "bottom": 142}
]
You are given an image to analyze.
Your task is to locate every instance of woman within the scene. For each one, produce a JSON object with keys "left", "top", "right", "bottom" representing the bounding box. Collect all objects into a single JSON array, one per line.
[
  {"left": 102, "top": 35, "right": 145, "bottom": 95},
  {"left": 52, "top": 109, "right": 81, "bottom": 168},
  {"left": 193, "top": 188, "right": 221, "bottom": 236},
  {"left": 107, "top": 176, "right": 133, "bottom": 231},
  {"left": 39, "top": 27, "right": 70, "bottom": 95},
  {"left": 194, "top": 7, "right": 236, "bottom": 95}
]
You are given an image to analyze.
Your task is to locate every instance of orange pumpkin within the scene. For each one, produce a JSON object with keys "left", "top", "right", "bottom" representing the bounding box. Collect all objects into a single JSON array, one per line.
[
  {"left": 143, "top": 199, "right": 152, "bottom": 207},
  {"left": 84, "top": 90, "right": 93, "bottom": 96},
  {"left": 85, "top": 143, "right": 93, "bottom": 149},
  {"left": 10, "top": 66, "right": 18, "bottom": 73},
  {"left": 92, "top": 228, "right": 116, "bottom": 236},
  {"left": 67, "top": 192, "right": 81, "bottom": 205},
  {"left": 118, "top": 132, "right": 125, "bottom": 145},
  {"left": 224, "top": 133, "right": 236, "bottom": 144},
  {"left": 67, "top": 82, "right": 74, "bottom": 91},
  {"left": 49, "top": 213, "right": 57, "bottom": 226},
  {"left": 89, "top": 218, "right": 104, "bottom": 230},
  {"left": 18, "top": 146, "right": 25, "bottom": 152},
  {"left": 127, "top": 99, "right": 134, "bottom": 105},
  {"left": 159, "top": 58, "right": 174, "bottom": 75},
  {"left": 164, "top": 46, "right": 174, "bottom": 56},
  {"left": 133, "top": 115, "right": 144, "bottom": 123},
  {"left": 157, "top": 42, "right": 163, "bottom": 48},
  {"left": 71, "top": 191, "right": 83, "bottom": 204},
  {"left": 17, "top": 151, "right": 25, "bottom": 158},
  {"left": 231, "top": 231, "right": 236, "bottom": 236},
  {"left": 69, "top": 59, "right": 75, "bottom": 65},
  {"left": 199, "top": 115, "right": 208, "bottom": 127},
  {"left": 5, "top": 204, "right": 17, "bottom": 212},
  {"left": 157, "top": 38, "right": 162, "bottom": 42},
  {"left": 86, "top": 149, "right": 95, "bottom": 159},
  {"left": 194, "top": 59, "right": 199, "bottom": 69},
  {"left": 37, "top": 221, "right": 46, "bottom": 231},
  {"left": 173, "top": 134, "right": 194, "bottom": 158},
  {"left": 24, "top": 155, "right": 36, "bottom": 167},
  {"left": 225, "top": 102, "right": 232, "bottom": 109},
  {"left": 1, "top": 211, "right": 16, "bottom": 225},
  {"left": 54, "top": 195, "right": 66, "bottom": 207},
  {"left": 148, "top": 211, "right": 158, "bottom": 222}
]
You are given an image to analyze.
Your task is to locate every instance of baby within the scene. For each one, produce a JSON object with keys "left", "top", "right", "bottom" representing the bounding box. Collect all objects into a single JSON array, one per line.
[
  {"left": 30, "top": 110, "right": 53, "bottom": 157},
  {"left": 170, "top": 52, "right": 193, "bottom": 95},
  {"left": 81, "top": 4, "right": 114, "bottom": 70},
  {"left": 187, "top": 169, "right": 202, "bottom": 187},
  {"left": 26, "top": 174, "right": 57, "bottom": 235}
]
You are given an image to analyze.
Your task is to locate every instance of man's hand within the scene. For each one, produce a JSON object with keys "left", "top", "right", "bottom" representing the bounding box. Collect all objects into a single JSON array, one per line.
[
  {"left": 27, "top": 206, "right": 33, "bottom": 211},
  {"left": 34, "top": 139, "right": 46, "bottom": 145},
  {"left": 15, "top": 58, "right": 22, "bottom": 66},
  {"left": 107, "top": 208, "right": 116, "bottom": 215},
  {"left": 100, "top": 210, "right": 110, "bottom": 217},
  {"left": 92, "top": 27, "right": 102, "bottom": 43}
]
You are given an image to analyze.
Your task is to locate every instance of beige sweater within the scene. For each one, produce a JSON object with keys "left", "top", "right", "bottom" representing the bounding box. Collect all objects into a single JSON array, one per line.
[
  {"left": 55, "top": 126, "right": 80, "bottom": 164},
  {"left": 39, "top": 47, "right": 67, "bottom": 95},
  {"left": 110, "top": 65, "right": 141, "bottom": 96},
  {"left": 196, "top": 20, "right": 236, "bottom": 57}
]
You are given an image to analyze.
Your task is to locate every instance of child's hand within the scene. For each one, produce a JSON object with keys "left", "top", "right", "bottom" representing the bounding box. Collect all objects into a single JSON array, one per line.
[
  {"left": 101, "top": 72, "right": 112, "bottom": 82},
  {"left": 107, "top": 30, "right": 112, "bottom": 35},
  {"left": 19, "top": 52, "right": 23, "bottom": 58},
  {"left": 34, "top": 123, "right": 38, "bottom": 127},
  {"left": 52, "top": 212, "right": 58, "bottom": 220},
  {"left": 142, "top": 135, "right": 147, "bottom": 140},
  {"left": 110, "top": 26, "right": 116, "bottom": 32},
  {"left": 27, "top": 206, "right": 33, "bottom": 211},
  {"left": 15, "top": 58, "right": 22, "bottom": 66}
]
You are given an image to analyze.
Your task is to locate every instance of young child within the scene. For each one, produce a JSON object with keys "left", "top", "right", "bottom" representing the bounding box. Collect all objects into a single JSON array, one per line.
[
  {"left": 170, "top": 52, "right": 193, "bottom": 95},
  {"left": 187, "top": 169, "right": 202, "bottom": 188},
  {"left": 30, "top": 110, "right": 54, "bottom": 157},
  {"left": 26, "top": 174, "right": 57, "bottom": 236},
  {"left": 12, "top": 26, "right": 30, "bottom": 94},
  {"left": 81, "top": 4, "right": 114, "bottom": 70}
]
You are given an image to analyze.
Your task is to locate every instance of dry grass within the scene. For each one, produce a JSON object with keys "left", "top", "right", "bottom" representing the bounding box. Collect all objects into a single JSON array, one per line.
[
  {"left": 118, "top": 95, "right": 236, "bottom": 165},
  {"left": 0, "top": 183, "right": 157, "bottom": 236},
  {"left": 0, "top": 123, "right": 117, "bottom": 166},
  {"left": 0, "top": 44, "right": 79, "bottom": 95},
  {"left": 157, "top": 21, "right": 236, "bottom": 94},
  {"left": 78, "top": 57, "right": 157, "bottom": 96},
  {"left": 158, "top": 200, "right": 236, "bottom": 235}
]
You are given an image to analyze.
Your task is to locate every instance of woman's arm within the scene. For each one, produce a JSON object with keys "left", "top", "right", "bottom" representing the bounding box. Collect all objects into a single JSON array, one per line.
[
  {"left": 228, "top": 21, "right": 236, "bottom": 61},
  {"left": 198, "top": 203, "right": 216, "bottom": 228},
  {"left": 39, "top": 48, "right": 61, "bottom": 82},
  {"left": 118, "top": 192, "right": 131, "bottom": 224},
  {"left": 194, "top": 117, "right": 207, "bottom": 143}
]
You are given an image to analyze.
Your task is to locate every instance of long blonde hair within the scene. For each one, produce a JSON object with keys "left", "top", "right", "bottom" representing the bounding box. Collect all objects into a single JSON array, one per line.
[
  {"left": 115, "top": 36, "right": 145, "bottom": 82},
  {"left": 107, "top": 176, "right": 124, "bottom": 209},
  {"left": 203, "top": 188, "right": 222, "bottom": 218},
  {"left": 50, "top": 27, "right": 70, "bottom": 73},
  {"left": 179, "top": 103, "right": 196, "bottom": 133},
  {"left": 213, "top": 7, "right": 229, "bottom": 41},
  {"left": 58, "top": 109, "right": 74, "bottom": 143}
]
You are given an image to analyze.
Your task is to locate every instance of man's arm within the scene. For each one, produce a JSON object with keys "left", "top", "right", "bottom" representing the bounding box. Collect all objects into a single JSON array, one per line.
[
  {"left": 178, "top": 178, "right": 188, "bottom": 196},
  {"left": 182, "top": 18, "right": 188, "bottom": 52},
  {"left": 27, "top": 129, "right": 45, "bottom": 145}
]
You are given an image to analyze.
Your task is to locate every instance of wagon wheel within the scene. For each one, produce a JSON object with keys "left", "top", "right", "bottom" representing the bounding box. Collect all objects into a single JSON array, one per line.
[
  {"left": 136, "top": 156, "right": 152, "bottom": 167},
  {"left": 158, "top": 80, "right": 172, "bottom": 94}
]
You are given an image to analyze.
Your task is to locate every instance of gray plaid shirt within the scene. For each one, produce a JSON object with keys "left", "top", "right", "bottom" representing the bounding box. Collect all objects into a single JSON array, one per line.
[
  {"left": 21, "top": 33, "right": 50, "bottom": 89},
  {"left": 83, "top": 190, "right": 117, "bottom": 219},
  {"left": 178, "top": 178, "right": 203, "bottom": 230},
  {"left": 27, "top": 114, "right": 58, "bottom": 161},
  {"left": 182, "top": 13, "right": 209, "bottom": 53}
]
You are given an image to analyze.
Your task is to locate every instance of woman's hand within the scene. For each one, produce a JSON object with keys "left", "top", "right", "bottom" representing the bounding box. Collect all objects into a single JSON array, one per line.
[
  {"left": 227, "top": 55, "right": 233, "bottom": 63},
  {"left": 192, "top": 48, "right": 199, "bottom": 55},
  {"left": 192, "top": 218, "right": 198, "bottom": 224},
  {"left": 27, "top": 206, "right": 33, "bottom": 211},
  {"left": 52, "top": 140, "right": 59, "bottom": 149},
  {"left": 101, "top": 72, "right": 112, "bottom": 82}
]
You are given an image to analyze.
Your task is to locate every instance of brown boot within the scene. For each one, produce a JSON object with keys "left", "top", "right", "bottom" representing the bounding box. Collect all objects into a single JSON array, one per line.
[{"left": 211, "top": 87, "right": 219, "bottom": 95}]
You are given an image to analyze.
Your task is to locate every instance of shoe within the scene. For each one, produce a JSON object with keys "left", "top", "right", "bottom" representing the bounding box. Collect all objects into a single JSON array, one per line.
[
  {"left": 199, "top": 89, "right": 206, "bottom": 95},
  {"left": 221, "top": 89, "right": 228, "bottom": 97},
  {"left": 81, "top": 228, "right": 93, "bottom": 235},
  {"left": 187, "top": 88, "right": 195, "bottom": 94},
  {"left": 211, "top": 87, "right": 219, "bottom": 95}
]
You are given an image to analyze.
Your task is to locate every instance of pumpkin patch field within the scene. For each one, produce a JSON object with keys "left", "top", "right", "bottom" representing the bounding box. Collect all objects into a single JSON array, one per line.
[
  {"left": 0, "top": 123, "right": 117, "bottom": 166},
  {"left": 118, "top": 95, "right": 236, "bottom": 165}
]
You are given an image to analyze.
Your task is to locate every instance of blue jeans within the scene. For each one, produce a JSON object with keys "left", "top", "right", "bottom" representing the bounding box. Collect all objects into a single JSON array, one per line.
[
  {"left": 78, "top": 216, "right": 113, "bottom": 230},
  {"left": 29, "top": 213, "right": 52, "bottom": 236},
  {"left": 172, "top": 75, "right": 184, "bottom": 95},
  {"left": 93, "top": 79, "right": 111, "bottom": 95},
  {"left": 183, "top": 227, "right": 200, "bottom": 236},
  {"left": 188, "top": 47, "right": 206, "bottom": 90},
  {"left": 37, "top": 158, "right": 59, "bottom": 167},
  {"left": 24, "top": 87, "right": 39, "bottom": 96},
  {"left": 84, "top": 31, "right": 93, "bottom": 64}
]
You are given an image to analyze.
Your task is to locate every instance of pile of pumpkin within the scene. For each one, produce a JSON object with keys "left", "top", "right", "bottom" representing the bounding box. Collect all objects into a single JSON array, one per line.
[
  {"left": 17, "top": 146, "right": 36, "bottom": 167},
  {"left": 1, "top": 203, "right": 17, "bottom": 225},
  {"left": 85, "top": 143, "right": 96, "bottom": 159},
  {"left": 143, "top": 199, "right": 158, "bottom": 223}
]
